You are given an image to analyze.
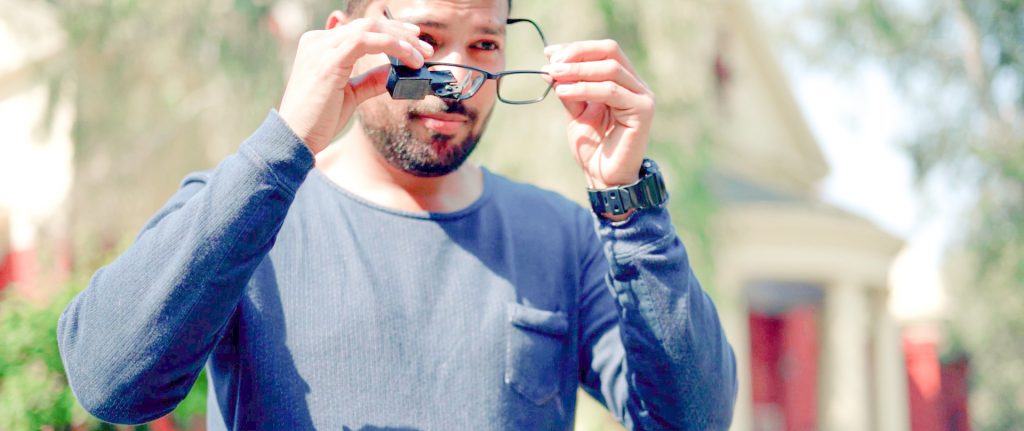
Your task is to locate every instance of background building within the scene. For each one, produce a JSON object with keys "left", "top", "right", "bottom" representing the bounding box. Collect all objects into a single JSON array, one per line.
[{"left": 0, "top": 0, "right": 977, "bottom": 430}]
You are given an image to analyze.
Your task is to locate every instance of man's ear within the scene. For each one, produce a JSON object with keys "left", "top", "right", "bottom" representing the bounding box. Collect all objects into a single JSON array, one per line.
[{"left": 326, "top": 10, "right": 349, "bottom": 30}]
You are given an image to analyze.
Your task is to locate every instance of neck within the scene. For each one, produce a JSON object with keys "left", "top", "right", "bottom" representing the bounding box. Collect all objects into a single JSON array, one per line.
[{"left": 315, "top": 121, "right": 483, "bottom": 213}]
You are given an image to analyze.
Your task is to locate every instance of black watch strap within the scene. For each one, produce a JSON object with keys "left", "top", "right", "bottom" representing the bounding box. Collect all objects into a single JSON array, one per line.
[{"left": 587, "top": 159, "right": 668, "bottom": 216}]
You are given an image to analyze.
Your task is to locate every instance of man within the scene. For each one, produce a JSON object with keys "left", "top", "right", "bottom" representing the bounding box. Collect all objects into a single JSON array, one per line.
[{"left": 57, "top": 0, "right": 737, "bottom": 429}]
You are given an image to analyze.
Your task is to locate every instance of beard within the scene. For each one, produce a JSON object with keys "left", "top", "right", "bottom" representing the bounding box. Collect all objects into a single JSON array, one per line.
[{"left": 360, "top": 97, "right": 490, "bottom": 177}]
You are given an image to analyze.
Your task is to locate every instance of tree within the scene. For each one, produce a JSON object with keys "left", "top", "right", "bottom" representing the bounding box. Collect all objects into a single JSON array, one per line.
[{"left": 795, "top": 0, "right": 1023, "bottom": 428}]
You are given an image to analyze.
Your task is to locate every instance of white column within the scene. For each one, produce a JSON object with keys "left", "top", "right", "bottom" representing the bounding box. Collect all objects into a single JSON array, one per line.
[
  {"left": 714, "top": 269, "right": 751, "bottom": 431},
  {"left": 723, "top": 293, "right": 752, "bottom": 431},
  {"left": 875, "top": 293, "right": 911, "bottom": 431},
  {"left": 820, "top": 280, "right": 871, "bottom": 431}
]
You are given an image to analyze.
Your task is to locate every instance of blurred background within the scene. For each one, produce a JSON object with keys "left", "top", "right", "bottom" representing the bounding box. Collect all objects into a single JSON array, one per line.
[{"left": 0, "top": 0, "right": 1020, "bottom": 429}]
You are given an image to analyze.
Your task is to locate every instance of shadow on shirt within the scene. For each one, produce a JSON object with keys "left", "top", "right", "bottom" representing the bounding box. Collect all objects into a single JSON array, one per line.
[{"left": 207, "top": 257, "right": 315, "bottom": 429}]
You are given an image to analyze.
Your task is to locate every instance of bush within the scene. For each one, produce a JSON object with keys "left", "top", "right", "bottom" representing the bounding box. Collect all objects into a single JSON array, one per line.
[
  {"left": 0, "top": 281, "right": 95, "bottom": 430},
  {"left": 0, "top": 279, "right": 207, "bottom": 430}
]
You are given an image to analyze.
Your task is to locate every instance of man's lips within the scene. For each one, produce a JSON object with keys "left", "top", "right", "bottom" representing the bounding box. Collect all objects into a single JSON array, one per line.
[{"left": 413, "top": 112, "right": 468, "bottom": 135}]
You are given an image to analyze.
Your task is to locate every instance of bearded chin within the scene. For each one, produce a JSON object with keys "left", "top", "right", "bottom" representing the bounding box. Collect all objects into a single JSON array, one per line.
[
  {"left": 359, "top": 103, "right": 493, "bottom": 177},
  {"left": 363, "top": 124, "right": 481, "bottom": 177}
]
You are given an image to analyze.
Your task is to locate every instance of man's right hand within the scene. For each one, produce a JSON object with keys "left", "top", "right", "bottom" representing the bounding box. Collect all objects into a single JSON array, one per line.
[{"left": 278, "top": 17, "right": 434, "bottom": 155}]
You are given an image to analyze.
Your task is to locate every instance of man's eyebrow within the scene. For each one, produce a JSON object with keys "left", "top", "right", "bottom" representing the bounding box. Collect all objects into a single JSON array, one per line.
[
  {"left": 476, "top": 24, "right": 504, "bottom": 36},
  {"left": 407, "top": 19, "right": 505, "bottom": 36}
]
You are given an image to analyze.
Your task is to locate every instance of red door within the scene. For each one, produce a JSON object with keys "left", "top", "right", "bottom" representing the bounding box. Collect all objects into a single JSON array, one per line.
[{"left": 750, "top": 306, "right": 819, "bottom": 431}]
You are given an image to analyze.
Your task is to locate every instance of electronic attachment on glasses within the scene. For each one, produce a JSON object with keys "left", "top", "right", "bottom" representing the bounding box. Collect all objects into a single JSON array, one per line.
[
  {"left": 382, "top": 7, "right": 462, "bottom": 100},
  {"left": 386, "top": 57, "right": 465, "bottom": 100}
]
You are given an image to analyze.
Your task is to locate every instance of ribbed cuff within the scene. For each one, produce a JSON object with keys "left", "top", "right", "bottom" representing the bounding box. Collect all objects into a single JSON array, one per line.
[{"left": 237, "top": 109, "right": 315, "bottom": 197}]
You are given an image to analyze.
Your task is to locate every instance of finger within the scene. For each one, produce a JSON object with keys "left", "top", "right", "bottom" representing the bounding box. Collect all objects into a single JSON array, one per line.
[
  {"left": 554, "top": 81, "right": 651, "bottom": 114},
  {"left": 551, "top": 82, "right": 586, "bottom": 118},
  {"left": 547, "top": 40, "right": 642, "bottom": 84},
  {"left": 570, "top": 102, "right": 608, "bottom": 156},
  {"left": 334, "top": 31, "right": 426, "bottom": 69},
  {"left": 543, "top": 43, "right": 566, "bottom": 58},
  {"left": 327, "top": 18, "right": 434, "bottom": 58},
  {"left": 542, "top": 59, "right": 646, "bottom": 94},
  {"left": 337, "top": 64, "right": 392, "bottom": 124},
  {"left": 346, "top": 64, "right": 392, "bottom": 104}
]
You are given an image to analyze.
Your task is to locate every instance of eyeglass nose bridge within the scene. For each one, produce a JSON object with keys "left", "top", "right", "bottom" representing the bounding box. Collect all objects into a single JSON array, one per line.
[
  {"left": 424, "top": 63, "right": 491, "bottom": 101},
  {"left": 456, "top": 73, "right": 488, "bottom": 101}
]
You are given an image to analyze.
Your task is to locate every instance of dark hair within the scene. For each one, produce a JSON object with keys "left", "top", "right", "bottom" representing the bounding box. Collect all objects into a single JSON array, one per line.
[{"left": 346, "top": 0, "right": 513, "bottom": 16}]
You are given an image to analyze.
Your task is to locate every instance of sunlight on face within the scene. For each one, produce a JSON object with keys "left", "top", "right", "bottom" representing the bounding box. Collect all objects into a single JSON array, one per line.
[{"left": 355, "top": 0, "right": 509, "bottom": 177}]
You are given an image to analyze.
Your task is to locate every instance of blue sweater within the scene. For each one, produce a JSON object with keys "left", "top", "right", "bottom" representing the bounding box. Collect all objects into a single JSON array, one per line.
[{"left": 57, "top": 111, "right": 737, "bottom": 430}]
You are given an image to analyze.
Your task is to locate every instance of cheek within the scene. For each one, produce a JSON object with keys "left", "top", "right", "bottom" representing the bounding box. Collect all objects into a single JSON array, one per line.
[
  {"left": 470, "top": 98, "right": 496, "bottom": 134},
  {"left": 358, "top": 95, "right": 408, "bottom": 127},
  {"left": 474, "top": 79, "right": 499, "bottom": 103}
]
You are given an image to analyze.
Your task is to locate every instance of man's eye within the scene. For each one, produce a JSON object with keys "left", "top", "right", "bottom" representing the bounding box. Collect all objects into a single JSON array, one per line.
[{"left": 473, "top": 40, "right": 500, "bottom": 51}]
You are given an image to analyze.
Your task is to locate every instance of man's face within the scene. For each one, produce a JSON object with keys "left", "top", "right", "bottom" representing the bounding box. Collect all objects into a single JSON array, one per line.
[{"left": 354, "top": 0, "right": 509, "bottom": 177}]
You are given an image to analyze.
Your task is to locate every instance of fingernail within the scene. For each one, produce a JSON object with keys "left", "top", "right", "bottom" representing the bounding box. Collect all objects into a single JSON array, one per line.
[
  {"left": 543, "top": 44, "right": 562, "bottom": 56},
  {"left": 551, "top": 52, "right": 567, "bottom": 64},
  {"left": 555, "top": 85, "right": 572, "bottom": 95},
  {"left": 402, "top": 22, "right": 420, "bottom": 32}
]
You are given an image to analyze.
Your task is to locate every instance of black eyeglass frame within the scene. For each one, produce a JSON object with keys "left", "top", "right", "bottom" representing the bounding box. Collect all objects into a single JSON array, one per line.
[
  {"left": 383, "top": 8, "right": 554, "bottom": 105},
  {"left": 420, "top": 60, "right": 553, "bottom": 105}
]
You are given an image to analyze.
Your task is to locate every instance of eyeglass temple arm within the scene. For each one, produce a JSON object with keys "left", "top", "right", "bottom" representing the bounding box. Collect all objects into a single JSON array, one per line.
[
  {"left": 387, "top": 9, "right": 546, "bottom": 47},
  {"left": 506, "top": 18, "right": 548, "bottom": 47}
]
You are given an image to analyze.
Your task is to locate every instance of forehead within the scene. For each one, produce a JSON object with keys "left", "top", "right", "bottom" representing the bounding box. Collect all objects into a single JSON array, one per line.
[{"left": 376, "top": 0, "right": 509, "bottom": 29}]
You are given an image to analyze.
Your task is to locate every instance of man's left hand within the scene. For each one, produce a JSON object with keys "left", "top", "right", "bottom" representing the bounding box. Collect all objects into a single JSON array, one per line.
[{"left": 542, "top": 40, "right": 655, "bottom": 190}]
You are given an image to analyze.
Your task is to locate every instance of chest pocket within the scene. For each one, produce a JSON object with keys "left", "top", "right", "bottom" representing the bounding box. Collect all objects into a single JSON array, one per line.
[{"left": 504, "top": 302, "right": 570, "bottom": 405}]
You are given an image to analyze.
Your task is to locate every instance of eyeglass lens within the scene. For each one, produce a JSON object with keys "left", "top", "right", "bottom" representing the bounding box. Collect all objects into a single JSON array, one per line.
[
  {"left": 498, "top": 19, "right": 551, "bottom": 103},
  {"left": 498, "top": 72, "right": 552, "bottom": 104},
  {"left": 425, "top": 19, "right": 552, "bottom": 103}
]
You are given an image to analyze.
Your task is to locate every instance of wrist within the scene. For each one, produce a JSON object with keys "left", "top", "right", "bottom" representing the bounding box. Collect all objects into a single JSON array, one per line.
[
  {"left": 587, "top": 173, "right": 640, "bottom": 189},
  {"left": 587, "top": 159, "right": 668, "bottom": 217},
  {"left": 601, "top": 208, "right": 635, "bottom": 222},
  {"left": 276, "top": 107, "right": 322, "bottom": 155}
]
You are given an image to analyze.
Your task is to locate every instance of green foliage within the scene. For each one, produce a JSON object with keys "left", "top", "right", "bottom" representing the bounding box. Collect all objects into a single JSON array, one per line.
[
  {"left": 802, "top": 0, "right": 1024, "bottom": 428},
  {"left": 173, "top": 368, "right": 208, "bottom": 425},
  {"left": 0, "top": 278, "right": 209, "bottom": 429},
  {"left": 0, "top": 283, "right": 93, "bottom": 430}
]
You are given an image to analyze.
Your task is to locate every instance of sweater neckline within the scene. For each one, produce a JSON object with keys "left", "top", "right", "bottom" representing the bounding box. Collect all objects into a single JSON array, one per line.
[{"left": 308, "top": 166, "right": 494, "bottom": 221}]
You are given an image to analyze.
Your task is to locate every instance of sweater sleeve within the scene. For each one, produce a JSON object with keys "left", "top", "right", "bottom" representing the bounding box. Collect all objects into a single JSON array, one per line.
[
  {"left": 576, "top": 205, "right": 737, "bottom": 430},
  {"left": 56, "top": 110, "right": 314, "bottom": 424}
]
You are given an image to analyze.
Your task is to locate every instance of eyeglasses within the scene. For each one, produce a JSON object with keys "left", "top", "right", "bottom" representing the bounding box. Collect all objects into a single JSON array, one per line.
[
  {"left": 413, "top": 60, "right": 553, "bottom": 104},
  {"left": 383, "top": 8, "right": 553, "bottom": 105}
]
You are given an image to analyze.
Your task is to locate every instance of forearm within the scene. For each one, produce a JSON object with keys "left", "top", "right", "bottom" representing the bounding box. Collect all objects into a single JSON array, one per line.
[
  {"left": 57, "top": 110, "right": 313, "bottom": 424},
  {"left": 598, "top": 207, "right": 737, "bottom": 430}
]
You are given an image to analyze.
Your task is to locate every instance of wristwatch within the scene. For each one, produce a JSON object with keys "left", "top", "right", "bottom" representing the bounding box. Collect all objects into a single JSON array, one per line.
[{"left": 587, "top": 158, "right": 669, "bottom": 216}]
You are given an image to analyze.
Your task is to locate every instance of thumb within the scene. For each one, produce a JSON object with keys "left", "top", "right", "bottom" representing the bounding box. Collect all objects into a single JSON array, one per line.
[{"left": 346, "top": 64, "right": 392, "bottom": 105}]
